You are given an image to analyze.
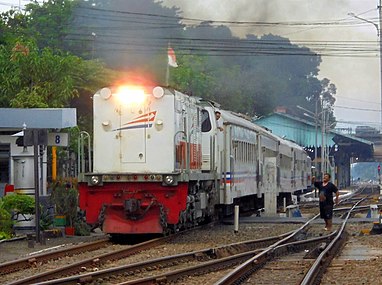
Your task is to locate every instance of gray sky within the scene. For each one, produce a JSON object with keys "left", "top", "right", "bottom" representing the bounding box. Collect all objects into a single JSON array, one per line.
[{"left": 1, "top": 0, "right": 381, "bottom": 131}]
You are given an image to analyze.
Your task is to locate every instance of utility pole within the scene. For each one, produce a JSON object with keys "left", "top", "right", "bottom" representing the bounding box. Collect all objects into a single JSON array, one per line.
[
  {"left": 314, "top": 99, "right": 318, "bottom": 177},
  {"left": 379, "top": 0, "right": 382, "bottom": 127},
  {"left": 349, "top": 4, "right": 382, "bottom": 128},
  {"left": 321, "top": 96, "right": 325, "bottom": 179},
  {"left": 296, "top": 104, "right": 320, "bottom": 178}
]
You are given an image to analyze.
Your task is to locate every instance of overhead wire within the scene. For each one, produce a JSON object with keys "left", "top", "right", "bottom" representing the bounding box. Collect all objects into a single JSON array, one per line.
[
  {"left": 62, "top": 28, "right": 380, "bottom": 57},
  {"left": 1, "top": 2, "right": 378, "bottom": 57},
  {"left": 74, "top": 5, "right": 377, "bottom": 28},
  {"left": 335, "top": 94, "right": 381, "bottom": 105},
  {"left": 56, "top": 5, "right": 382, "bottom": 58},
  {"left": 335, "top": 105, "right": 381, "bottom": 112}
]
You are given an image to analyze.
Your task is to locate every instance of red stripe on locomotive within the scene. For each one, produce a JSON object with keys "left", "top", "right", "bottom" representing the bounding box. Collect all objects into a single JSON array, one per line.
[{"left": 79, "top": 182, "right": 188, "bottom": 234}]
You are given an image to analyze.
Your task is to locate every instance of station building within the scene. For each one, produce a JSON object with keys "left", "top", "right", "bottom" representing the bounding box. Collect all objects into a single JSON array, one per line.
[
  {"left": 0, "top": 108, "right": 76, "bottom": 230},
  {"left": 255, "top": 110, "right": 374, "bottom": 189}
]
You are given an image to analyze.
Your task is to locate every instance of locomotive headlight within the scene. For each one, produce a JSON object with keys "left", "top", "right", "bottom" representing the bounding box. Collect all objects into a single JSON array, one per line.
[
  {"left": 90, "top": 175, "right": 101, "bottom": 186},
  {"left": 99, "top": 87, "right": 112, "bottom": 100},
  {"left": 116, "top": 86, "right": 145, "bottom": 105},
  {"left": 152, "top": 86, "right": 165, "bottom": 99},
  {"left": 163, "top": 175, "right": 175, "bottom": 185}
]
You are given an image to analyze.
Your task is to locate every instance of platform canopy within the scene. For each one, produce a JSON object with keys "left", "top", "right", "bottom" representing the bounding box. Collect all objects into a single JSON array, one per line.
[{"left": 0, "top": 108, "right": 77, "bottom": 130}]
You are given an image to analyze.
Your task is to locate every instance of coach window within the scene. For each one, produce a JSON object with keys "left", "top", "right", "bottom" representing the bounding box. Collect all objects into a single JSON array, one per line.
[{"left": 201, "top": 110, "right": 211, "bottom": 132}]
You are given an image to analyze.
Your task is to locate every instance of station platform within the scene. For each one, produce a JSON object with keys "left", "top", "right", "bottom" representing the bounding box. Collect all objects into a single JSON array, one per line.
[{"left": 223, "top": 216, "right": 381, "bottom": 225}]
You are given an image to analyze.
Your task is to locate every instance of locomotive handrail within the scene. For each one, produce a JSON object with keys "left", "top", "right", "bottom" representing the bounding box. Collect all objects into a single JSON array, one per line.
[
  {"left": 187, "top": 129, "right": 193, "bottom": 172},
  {"left": 174, "top": 130, "right": 187, "bottom": 172},
  {"left": 78, "top": 131, "right": 92, "bottom": 175}
]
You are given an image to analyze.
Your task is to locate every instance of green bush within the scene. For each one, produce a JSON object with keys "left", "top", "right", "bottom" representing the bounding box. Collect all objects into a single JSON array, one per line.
[
  {"left": 0, "top": 194, "right": 37, "bottom": 240},
  {"left": 50, "top": 180, "right": 78, "bottom": 227},
  {"left": 74, "top": 218, "right": 91, "bottom": 236},
  {"left": 0, "top": 206, "right": 13, "bottom": 240},
  {"left": 2, "top": 194, "right": 35, "bottom": 216},
  {"left": 39, "top": 206, "right": 53, "bottom": 231}
]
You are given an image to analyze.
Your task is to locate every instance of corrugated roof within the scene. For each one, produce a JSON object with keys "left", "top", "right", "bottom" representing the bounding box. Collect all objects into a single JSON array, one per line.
[
  {"left": 255, "top": 112, "right": 373, "bottom": 148},
  {"left": 332, "top": 131, "right": 373, "bottom": 146}
]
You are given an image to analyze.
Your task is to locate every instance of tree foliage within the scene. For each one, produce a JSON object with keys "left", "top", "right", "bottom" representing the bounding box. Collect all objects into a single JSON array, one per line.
[
  {"left": 167, "top": 26, "right": 336, "bottom": 118},
  {"left": 0, "top": 40, "right": 114, "bottom": 110},
  {"left": 0, "top": 1, "right": 118, "bottom": 132},
  {"left": 0, "top": 0, "right": 338, "bottom": 129},
  {"left": 1, "top": 194, "right": 35, "bottom": 215},
  {"left": 0, "top": 204, "right": 12, "bottom": 240}
]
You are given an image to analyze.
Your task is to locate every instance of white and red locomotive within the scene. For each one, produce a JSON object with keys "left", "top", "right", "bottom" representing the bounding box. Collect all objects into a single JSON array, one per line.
[{"left": 78, "top": 85, "right": 311, "bottom": 235}]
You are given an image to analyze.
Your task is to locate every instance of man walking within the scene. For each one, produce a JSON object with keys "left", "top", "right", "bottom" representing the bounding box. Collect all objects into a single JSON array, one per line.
[{"left": 312, "top": 173, "right": 339, "bottom": 231}]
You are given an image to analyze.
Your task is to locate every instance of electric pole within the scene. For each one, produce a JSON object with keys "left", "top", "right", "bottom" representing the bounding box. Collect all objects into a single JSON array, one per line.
[{"left": 379, "top": 0, "right": 382, "bottom": 127}]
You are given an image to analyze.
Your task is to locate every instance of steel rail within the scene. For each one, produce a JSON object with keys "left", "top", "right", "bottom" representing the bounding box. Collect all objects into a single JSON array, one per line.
[
  {"left": 0, "top": 238, "right": 109, "bottom": 275},
  {"left": 112, "top": 227, "right": 334, "bottom": 285},
  {"left": 114, "top": 234, "right": 334, "bottom": 285},
  {"left": 214, "top": 197, "right": 366, "bottom": 285},
  {"left": 15, "top": 231, "right": 295, "bottom": 285},
  {"left": 300, "top": 198, "right": 366, "bottom": 285},
  {"left": 6, "top": 235, "right": 174, "bottom": 285},
  {"left": 213, "top": 213, "right": 320, "bottom": 285}
]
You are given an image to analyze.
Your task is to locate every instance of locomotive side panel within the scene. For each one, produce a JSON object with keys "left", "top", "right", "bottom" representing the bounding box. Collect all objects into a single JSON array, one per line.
[{"left": 173, "top": 91, "right": 202, "bottom": 172}]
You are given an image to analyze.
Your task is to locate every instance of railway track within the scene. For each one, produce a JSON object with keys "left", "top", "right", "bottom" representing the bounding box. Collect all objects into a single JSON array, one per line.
[
  {"left": 5, "top": 235, "right": 177, "bottom": 285},
  {"left": 21, "top": 230, "right": 305, "bottom": 285},
  {"left": 19, "top": 215, "right": 330, "bottom": 285},
  {"left": 2, "top": 186, "right": 380, "bottom": 285},
  {"left": 214, "top": 197, "right": 365, "bottom": 285},
  {"left": 0, "top": 238, "right": 110, "bottom": 275},
  {"left": 38, "top": 196, "right": 372, "bottom": 285}
]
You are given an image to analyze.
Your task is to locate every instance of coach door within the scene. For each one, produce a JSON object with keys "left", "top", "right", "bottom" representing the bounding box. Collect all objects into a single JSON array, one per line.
[{"left": 201, "top": 109, "right": 215, "bottom": 171}]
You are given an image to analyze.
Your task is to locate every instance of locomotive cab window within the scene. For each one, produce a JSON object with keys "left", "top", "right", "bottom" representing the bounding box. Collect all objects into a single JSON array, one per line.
[{"left": 201, "top": 110, "right": 212, "bottom": 132}]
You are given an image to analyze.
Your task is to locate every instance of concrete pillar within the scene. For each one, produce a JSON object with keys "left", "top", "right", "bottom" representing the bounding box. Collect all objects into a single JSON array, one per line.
[{"left": 263, "top": 191, "right": 278, "bottom": 216}]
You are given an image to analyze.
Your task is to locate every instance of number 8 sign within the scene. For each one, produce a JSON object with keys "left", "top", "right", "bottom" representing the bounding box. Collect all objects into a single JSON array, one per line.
[{"left": 48, "top": 132, "right": 69, "bottom": 146}]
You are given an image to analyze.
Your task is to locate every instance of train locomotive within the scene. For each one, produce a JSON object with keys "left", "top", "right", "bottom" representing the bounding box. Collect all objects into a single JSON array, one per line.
[{"left": 78, "top": 85, "right": 312, "bottom": 235}]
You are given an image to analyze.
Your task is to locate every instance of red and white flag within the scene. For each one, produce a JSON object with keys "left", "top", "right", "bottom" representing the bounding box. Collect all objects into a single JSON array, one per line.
[{"left": 167, "top": 47, "right": 178, "bottom": 67}]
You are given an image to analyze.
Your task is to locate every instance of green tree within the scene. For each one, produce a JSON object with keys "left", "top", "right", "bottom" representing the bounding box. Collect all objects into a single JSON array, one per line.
[
  {"left": 0, "top": 9, "right": 28, "bottom": 45},
  {"left": 0, "top": 0, "right": 78, "bottom": 50},
  {"left": 0, "top": 194, "right": 35, "bottom": 239},
  {"left": 0, "top": 0, "right": 338, "bottom": 122},
  {"left": 23, "top": 0, "right": 77, "bottom": 50},
  {"left": 0, "top": 40, "right": 117, "bottom": 133},
  {"left": 169, "top": 55, "right": 214, "bottom": 99},
  {"left": 0, "top": 40, "right": 110, "bottom": 107},
  {"left": 2, "top": 194, "right": 35, "bottom": 216}
]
